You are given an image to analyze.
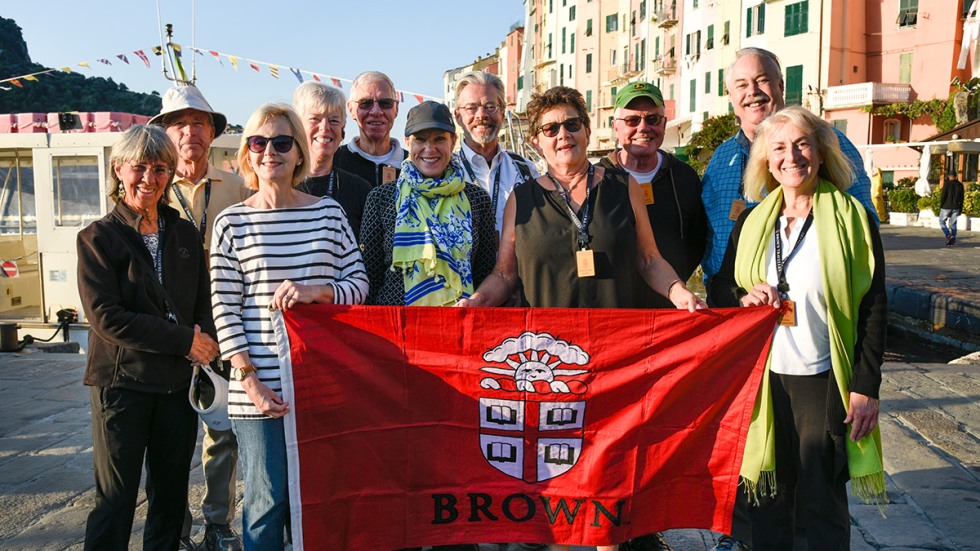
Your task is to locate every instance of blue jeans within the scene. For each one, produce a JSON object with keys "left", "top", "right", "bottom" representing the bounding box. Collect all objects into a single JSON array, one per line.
[
  {"left": 940, "top": 208, "right": 960, "bottom": 238},
  {"left": 232, "top": 417, "right": 288, "bottom": 550}
]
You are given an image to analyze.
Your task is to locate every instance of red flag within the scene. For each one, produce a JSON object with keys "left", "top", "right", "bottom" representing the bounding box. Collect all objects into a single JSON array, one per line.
[
  {"left": 134, "top": 50, "right": 151, "bottom": 68},
  {"left": 414, "top": 93, "right": 425, "bottom": 103},
  {"left": 312, "top": 73, "right": 322, "bottom": 82},
  {"left": 330, "top": 77, "right": 341, "bottom": 88},
  {"left": 9, "top": 79, "right": 22, "bottom": 88},
  {"left": 276, "top": 305, "right": 778, "bottom": 550},
  {"left": 250, "top": 63, "right": 261, "bottom": 72}
]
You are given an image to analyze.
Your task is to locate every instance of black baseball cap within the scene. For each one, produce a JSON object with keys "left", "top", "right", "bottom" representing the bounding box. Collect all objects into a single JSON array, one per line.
[{"left": 405, "top": 101, "right": 455, "bottom": 137}]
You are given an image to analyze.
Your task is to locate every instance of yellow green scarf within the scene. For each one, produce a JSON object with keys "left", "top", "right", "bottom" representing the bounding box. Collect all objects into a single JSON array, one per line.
[
  {"left": 392, "top": 158, "right": 474, "bottom": 306},
  {"left": 734, "top": 179, "right": 885, "bottom": 505}
]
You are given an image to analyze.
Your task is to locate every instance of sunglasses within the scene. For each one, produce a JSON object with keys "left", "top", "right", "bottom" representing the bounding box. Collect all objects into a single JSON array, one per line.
[
  {"left": 615, "top": 114, "right": 665, "bottom": 127},
  {"left": 246, "top": 135, "right": 297, "bottom": 154},
  {"left": 356, "top": 98, "right": 397, "bottom": 111},
  {"left": 537, "top": 117, "right": 585, "bottom": 138}
]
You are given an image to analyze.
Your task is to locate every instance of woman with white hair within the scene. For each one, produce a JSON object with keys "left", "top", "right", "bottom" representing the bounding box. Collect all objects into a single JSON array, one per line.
[
  {"left": 293, "top": 81, "right": 374, "bottom": 238},
  {"left": 708, "top": 106, "right": 886, "bottom": 550}
]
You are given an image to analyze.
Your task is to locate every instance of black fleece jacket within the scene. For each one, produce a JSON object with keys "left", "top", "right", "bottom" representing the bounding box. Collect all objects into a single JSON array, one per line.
[{"left": 77, "top": 202, "right": 216, "bottom": 394}]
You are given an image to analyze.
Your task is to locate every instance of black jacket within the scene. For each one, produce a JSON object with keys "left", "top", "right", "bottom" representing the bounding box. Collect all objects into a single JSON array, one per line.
[
  {"left": 598, "top": 150, "right": 707, "bottom": 308},
  {"left": 77, "top": 202, "right": 216, "bottom": 393},
  {"left": 335, "top": 144, "right": 407, "bottom": 188}
]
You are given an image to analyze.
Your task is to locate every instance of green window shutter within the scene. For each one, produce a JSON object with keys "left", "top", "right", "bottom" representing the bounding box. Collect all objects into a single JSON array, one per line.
[
  {"left": 785, "top": 1, "right": 809, "bottom": 37},
  {"left": 562, "top": 29, "right": 567, "bottom": 54},
  {"left": 586, "top": 90, "right": 592, "bottom": 112},
  {"left": 655, "top": 36, "right": 660, "bottom": 57},
  {"left": 785, "top": 65, "right": 803, "bottom": 105},
  {"left": 705, "top": 71, "right": 711, "bottom": 94},
  {"left": 690, "top": 79, "right": 697, "bottom": 112},
  {"left": 718, "top": 68, "right": 724, "bottom": 95},
  {"left": 899, "top": 52, "right": 913, "bottom": 83},
  {"left": 707, "top": 25, "right": 714, "bottom": 49},
  {"left": 746, "top": 7, "right": 753, "bottom": 37},
  {"left": 758, "top": 3, "right": 766, "bottom": 34},
  {"left": 571, "top": 33, "right": 575, "bottom": 51}
]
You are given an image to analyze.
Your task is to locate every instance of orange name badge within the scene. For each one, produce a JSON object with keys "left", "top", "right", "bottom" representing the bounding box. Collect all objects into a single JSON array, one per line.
[
  {"left": 639, "top": 182, "right": 655, "bottom": 205},
  {"left": 576, "top": 250, "right": 596, "bottom": 278},
  {"left": 729, "top": 199, "right": 747, "bottom": 221},
  {"left": 382, "top": 165, "right": 397, "bottom": 184},
  {"left": 778, "top": 300, "right": 797, "bottom": 327}
]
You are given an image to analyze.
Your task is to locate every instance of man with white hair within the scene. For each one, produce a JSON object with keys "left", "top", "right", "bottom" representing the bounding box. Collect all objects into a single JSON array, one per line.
[
  {"left": 700, "top": 48, "right": 876, "bottom": 288},
  {"left": 335, "top": 70, "right": 408, "bottom": 188},
  {"left": 451, "top": 70, "right": 538, "bottom": 233},
  {"left": 150, "top": 84, "right": 250, "bottom": 551}
]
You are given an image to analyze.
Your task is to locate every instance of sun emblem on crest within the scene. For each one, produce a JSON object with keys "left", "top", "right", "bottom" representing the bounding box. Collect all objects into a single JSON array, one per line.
[{"left": 479, "top": 332, "right": 590, "bottom": 394}]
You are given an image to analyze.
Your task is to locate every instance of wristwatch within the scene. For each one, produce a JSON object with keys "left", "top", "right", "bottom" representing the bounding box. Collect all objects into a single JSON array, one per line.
[{"left": 231, "top": 364, "right": 257, "bottom": 381}]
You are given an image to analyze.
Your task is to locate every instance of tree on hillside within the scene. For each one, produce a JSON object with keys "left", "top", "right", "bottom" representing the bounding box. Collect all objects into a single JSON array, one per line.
[
  {"left": 686, "top": 113, "right": 738, "bottom": 176},
  {"left": 0, "top": 16, "right": 162, "bottom": 116}
]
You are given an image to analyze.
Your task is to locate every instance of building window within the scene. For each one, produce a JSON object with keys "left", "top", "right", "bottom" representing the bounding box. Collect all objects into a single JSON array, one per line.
[
  {"left": 611, "top": 87, "right": 618, "bottom": 106},
  {"left": 586, "top": 53, "right": 593, "bottom": 73},
  {"left": 586, "top": 19, "right": 593, "bottom": 36},
  {"left": 641, "top": 38, "right": 646, "bottom": 67},
  {"left": 631, "top": 10, "right": 637, "bottom": 36},
  {"left": 685, "top": 33, "right": 691, "bottom": 56},
  {"left": 606, "top": 14, "right": 619, "bottom": 32},
  {"left": 705, "top": 71, "right": 711, "bottom": 94},
  {"left": 785, "top": 64, "right": 803, "bottom": 105},
  {"left": 562, "top": 28, "right": 567, "bottom": 54},
  {"left": 52, "top": 156, "right": 101, "bottom": 227},
  {"left": 832, "top": 119, "right": 847, "bottom": 134},
  {"left": 571, "top": 33, "right": 575, "bottom": 51},
  {"left": 568, "top": 64, "right": 573, "bottom": 80},
  {"left": 723, "top": 20, "right": 731, "bottom": 44},
  {"left": 898, "top": 0, "right": 918, "bottom": 28},
  {"left": 570, "top": 5, "right": 576, "bottom": 20},
  {"left": 718, "top": 68, "right": 725, "bottom": 95},
  {"left": 518, "top": 75, "right": 523, "bottom": 90},
  {"left": 747, "top": 4, "right": 766, "bottom": 36},
  {"left": 560, "top": 64, "right": 564, "bottom": 85},
  {"left": 635, "top": 43, "right": 641, "bottom": 71},
  {"left": 611, "top": 49, "right": 617, "bottom": 66},
  {"left": 690, "top": 79, "right": 697, "bottom": 112},
  {"left": 884, "top": 119, "right": 901, "bottom": 142},
  {"left": 586, "top": 90, "right": 593, "bottom": 112},
  {"left": 640, "top": 0, "right": 647, "bottom": 18},
  {"left": 785, "top": 0, "right": 809, "bottom": 37},
  {"left": 693, "top": 0, "right": 699, "bottom": 8},
  {"left": 707, "top": 24, "right": 714, "bottom": 49},
  {"left": 655, "top": 36, "right": 661, "bottom": 57},
  {"left": 899, "top": 52, "right": 913, "bottom": 83},
  {"left": 696, "top": 29, "right": 702, "bottom": 54},
  {"left": 548, "top": 33, "right": 553, "bottom": 58}
]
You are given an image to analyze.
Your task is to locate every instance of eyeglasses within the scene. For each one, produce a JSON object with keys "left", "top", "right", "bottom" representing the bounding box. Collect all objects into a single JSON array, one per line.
[
  {"left": 615, "top": 114, "right": 665, "bottom": 127},
  {"left": 129, "top": 163, "right": 172, "bottom": 178},
  {"left": 356, "top": 98, "right": 397, "bottom": 111},
  {"left": 246, "top": 135, "right": 297, "bottom": 154},
  {"left": 459, "top": 102, "right": 500, "bottom": 115},
  {"left": 537, "top": 117, "right": 585, "bottom": 138}
]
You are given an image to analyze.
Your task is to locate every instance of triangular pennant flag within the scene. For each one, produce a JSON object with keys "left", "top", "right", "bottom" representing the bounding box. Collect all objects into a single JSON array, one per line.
[
  {"left": 98, "top": 58, "right": 111, "bottom": 65},
  {"left": 208, "top": 51, "right": 223, "bottom": 66},
  {"left": 134, "top": 50, "right": 151, "bottom": 68},
  {"left": 78, "top": 61, "right": 92, "bottom": 70},
  {"left": 228, "top": 56, "right": 239, "bottom": 70},
  {"left": 312, "top": 73, "right": 321, "bottom": 82},
  {"left": 60, "top": 67, "right": 72, "bottom": 73},
  {"left": 398, "top": 91, "right": 405, "bottom": 102},
  {"left": 23, "top": 75, "right": 38, "bottom": 82},
  {"left": 269, "top": 65, "right": 280, "bottom": 79},
  {"left": 330, "top": 77, "right": 341, "bottom": 88},
  {"left": 116, "top": 54, "right": 130, "bottom": 64},
  {"left": 414, "top": 94, "right": 424, "bottom": 103},
  {"left": 250, "top": 63, "right": 261, "bottom": 72},
  {"left": 10, "top": 79, "right": 22, "bottom": 88},
  {"left": 290, "top": 68, "right": 303, "bottom": 83},
  {"left": 151, "top": 46, "right": 163, "bottom": 56}
]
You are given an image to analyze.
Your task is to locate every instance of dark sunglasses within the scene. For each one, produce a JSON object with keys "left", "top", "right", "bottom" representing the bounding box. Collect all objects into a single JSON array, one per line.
[
  {"left": 356, "top": 98, "right": 397, "bottom": 110},
  {"left": 246, "top": 135, "right": 297, "bottom": 154},
  {"left": 538, "top": 117, "right": 585, "bottom": 138},
  {"left": 616, "top": 114, "right": 664, "bottom": 127}
]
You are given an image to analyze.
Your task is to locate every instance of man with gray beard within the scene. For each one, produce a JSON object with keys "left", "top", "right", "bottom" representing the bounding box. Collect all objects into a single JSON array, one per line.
[{"left": 452, "top": 71, "right": 538, "bottom": 235}]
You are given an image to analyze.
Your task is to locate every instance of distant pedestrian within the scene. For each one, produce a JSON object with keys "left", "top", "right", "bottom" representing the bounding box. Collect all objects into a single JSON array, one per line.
[{"left": 939, "top": 177, "right": 965, "bottom": 247}]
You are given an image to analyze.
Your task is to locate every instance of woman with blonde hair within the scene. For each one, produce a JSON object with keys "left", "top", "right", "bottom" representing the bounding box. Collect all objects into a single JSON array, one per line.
[
  {"left": 708, "top": 106, "right": 886, "bottom": 550},
  {"left": 210, "top": 103, "right": 368, "bottom": 549}
]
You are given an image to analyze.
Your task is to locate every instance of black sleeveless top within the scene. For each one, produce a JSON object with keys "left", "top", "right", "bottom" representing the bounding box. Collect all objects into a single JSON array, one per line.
[{"left": 514, "top": 167, "right": 642, "bottom": 308}]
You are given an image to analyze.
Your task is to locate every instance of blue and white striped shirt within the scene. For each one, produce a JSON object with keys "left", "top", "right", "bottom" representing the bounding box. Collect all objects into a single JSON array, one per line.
[{"left": 701, "top": 127, "right": 876, "bottom": 280}]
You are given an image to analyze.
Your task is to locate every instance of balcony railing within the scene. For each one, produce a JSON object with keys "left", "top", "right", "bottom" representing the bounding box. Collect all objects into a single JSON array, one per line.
[
  {"left": 657, "top": 4, "right": 678, "bottom": 27},
  {"left": 653, "top": 56, "right": 677, "bottom": 75},
  {"left": 824, "top": 83, "right": 913, "bottom": 110},
  {"left": 607, "top": 65, "right": 625, "bottom": 81}
]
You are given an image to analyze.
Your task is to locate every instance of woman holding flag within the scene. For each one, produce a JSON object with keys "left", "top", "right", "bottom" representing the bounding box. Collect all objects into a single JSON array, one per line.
[{"left": 707, "top": 106, "right": 886, "bottom": 550}]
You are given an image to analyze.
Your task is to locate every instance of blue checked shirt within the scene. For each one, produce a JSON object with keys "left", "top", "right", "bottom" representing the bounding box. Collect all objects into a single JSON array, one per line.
[{"left": 700, "top": 127, "right": 876, "bottom": 280}]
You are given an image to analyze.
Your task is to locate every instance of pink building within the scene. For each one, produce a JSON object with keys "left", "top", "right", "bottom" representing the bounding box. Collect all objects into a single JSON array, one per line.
[{"left": 505, "top": 25, "right": 526, "bottom": 110}]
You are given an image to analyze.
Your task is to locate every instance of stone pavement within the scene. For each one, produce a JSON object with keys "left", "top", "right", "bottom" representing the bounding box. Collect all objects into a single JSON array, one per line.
[
  {"left": 880, "top": 224, "right": 980, "bottom": 349},
  {"left": 0, "top": 348, "right": 977, "bottom": 550}
]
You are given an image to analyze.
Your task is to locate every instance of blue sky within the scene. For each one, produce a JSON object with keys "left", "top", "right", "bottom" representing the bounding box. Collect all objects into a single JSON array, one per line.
[{"left": 2, "top": 0, "right": 526, "bottom": 136}]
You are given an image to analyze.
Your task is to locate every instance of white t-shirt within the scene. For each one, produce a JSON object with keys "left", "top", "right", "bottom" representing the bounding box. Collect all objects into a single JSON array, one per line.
[{"left": 621, "top": 151, "right": 663, "bottom": 183}]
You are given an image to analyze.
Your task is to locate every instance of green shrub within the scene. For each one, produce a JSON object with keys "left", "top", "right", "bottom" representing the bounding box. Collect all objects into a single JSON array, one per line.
[
  {"left": 887, "top": 188, "right": 920, "bottom": 213},
  {"left": 895, "top": 176, "right": 917, "bottom": 189},
  {"left": 917, "top": 194, "right": 941, "bottom": 216},
  {"left": 966, "top": 182, "right": 980, "bottom": 192},
  {"left": 963, "top": 191, "right": 980, "bottom": 216}
]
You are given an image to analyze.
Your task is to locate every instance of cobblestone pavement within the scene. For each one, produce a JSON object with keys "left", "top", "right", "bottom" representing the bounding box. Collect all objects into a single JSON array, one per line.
[{"left": 0, "top": 350, "right": 977, "bottom": 550}]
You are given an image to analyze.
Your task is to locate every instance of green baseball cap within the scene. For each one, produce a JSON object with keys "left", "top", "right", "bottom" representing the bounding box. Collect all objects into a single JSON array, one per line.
[{"left": 615, "top": 82, "right": 665, "bottom": 109}]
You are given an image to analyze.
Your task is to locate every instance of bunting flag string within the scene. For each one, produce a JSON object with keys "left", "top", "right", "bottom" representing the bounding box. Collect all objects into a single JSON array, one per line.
[{"left": 0, "top": 43, "right": 443, "bottom": 103}]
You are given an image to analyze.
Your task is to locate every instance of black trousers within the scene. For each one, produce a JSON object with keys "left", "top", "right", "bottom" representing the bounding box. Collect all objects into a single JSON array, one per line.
[
  {"left": 730, "top": 371, "right": 850, "bottom": 550},
  {"left": 84, "top": 386, "right": 199, "bottom": 551}
]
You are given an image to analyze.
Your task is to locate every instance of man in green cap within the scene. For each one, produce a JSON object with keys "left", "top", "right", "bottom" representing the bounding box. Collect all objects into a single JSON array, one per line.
[{"left": 598, "top": 81, "right": 707, "bottom": 311}]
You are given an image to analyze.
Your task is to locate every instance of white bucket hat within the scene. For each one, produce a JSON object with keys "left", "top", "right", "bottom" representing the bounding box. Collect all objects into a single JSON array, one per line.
[
  {"left": 149, "top": 84, "right": 228, "bottom": 138},
  {"left": 189, "top": 362, "right": 230, "bottom": 431}
]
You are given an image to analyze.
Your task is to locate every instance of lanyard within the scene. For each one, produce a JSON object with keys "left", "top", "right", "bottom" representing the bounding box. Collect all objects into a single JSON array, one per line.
[
  {"left": 547, "top": 164, "right": 595, "bottom": 250},
  {"left": 171, "top": 178, "right": 210, "bottom": 244},
  {"left": 460, "top": 153, "right": 503, "bottom": 223},
  {"left": 325, "top": 170, "right": 336, "bottom": 198},
  {"left": 773, "top": 211, "right": 814, "bottom": 297}
]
